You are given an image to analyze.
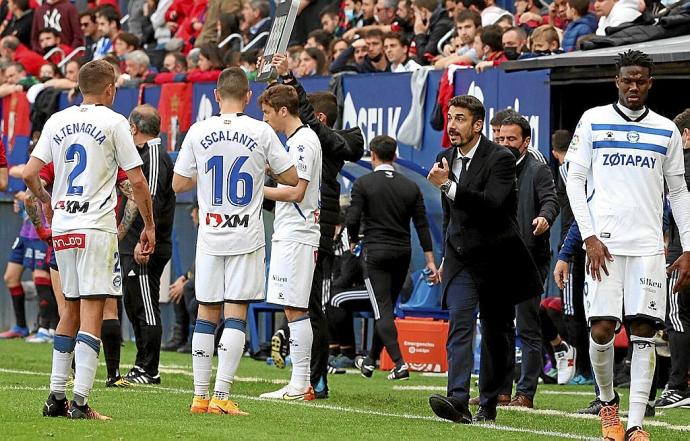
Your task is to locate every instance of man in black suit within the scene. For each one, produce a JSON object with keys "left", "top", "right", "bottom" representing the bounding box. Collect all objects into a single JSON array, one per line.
[{"left": 426, "top": 95, "right": 543, "bottom": 424}]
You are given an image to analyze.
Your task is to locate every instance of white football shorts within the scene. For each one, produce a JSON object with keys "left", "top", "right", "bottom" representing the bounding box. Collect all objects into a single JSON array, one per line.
[
  {"left": 195, "top": 247, "right": 266, "bottom": 304},
  {"left": 266, "top": 241, "right": 317, "bottom": 309},
  {"left": 53, "top": 229, "right": 122, "bottom": 300},
  {"left": 584, "top": 254, "right": 666, "bottom": 328}
]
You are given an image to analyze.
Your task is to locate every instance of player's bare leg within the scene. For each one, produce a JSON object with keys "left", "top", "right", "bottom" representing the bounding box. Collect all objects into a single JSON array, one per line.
[
  {"left": 261, "top": 307, "right": 315, "bottom": 401},
  {"left": 190, "top": 304, "right": 221, "bottom": 414},
  {"left": 590, "top": 319, "right": 625, "bottom": 441},
  {"left": 207, "top": 303, "right": 249, "bottom": 415}
]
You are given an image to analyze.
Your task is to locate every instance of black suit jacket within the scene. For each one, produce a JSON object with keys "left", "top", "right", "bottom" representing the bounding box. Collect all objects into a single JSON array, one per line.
[{"left": 438, "top": 136, "right": 543, "bottom": 307}]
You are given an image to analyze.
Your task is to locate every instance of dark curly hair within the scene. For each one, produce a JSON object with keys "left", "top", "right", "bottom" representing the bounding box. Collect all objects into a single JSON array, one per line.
[{"left": 615, "top": 50, "right": 653, "bottom": 75}]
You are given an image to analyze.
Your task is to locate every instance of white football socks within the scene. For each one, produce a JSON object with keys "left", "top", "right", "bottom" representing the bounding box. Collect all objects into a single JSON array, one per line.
[
  {"left": 288, "top": 317, "right": 313, "bottom": 391},
  {"left": 590, "top": 335, "right": 616, "bottom": 403},
  {"left": 628, "top": 336, "right": 656, "bottom": 429},
  {"left": 50, "top": 334, "right": 76, "bottom": 400},
  {"left": 192, "top": 320, "right": 216, "bottom": 399},
  {"left": 214, "top": 319, "right": 246, "bottom": 400},
  {"left": 73, "top": 332, "right": 101, "bottom": 406}
]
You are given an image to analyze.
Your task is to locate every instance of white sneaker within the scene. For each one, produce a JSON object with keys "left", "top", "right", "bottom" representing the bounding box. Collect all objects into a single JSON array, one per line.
[
  {"left": 26, "top": 328, "right": 54, "bottom": 343},
  {"left": 555, "top": 343, "right": 576, "bottom": 385},
  {"left": 260, "top": 384, "right": 316, "bottom": 401}
]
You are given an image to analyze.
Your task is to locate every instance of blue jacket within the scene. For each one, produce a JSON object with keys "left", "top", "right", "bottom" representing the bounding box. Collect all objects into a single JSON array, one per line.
[{"left": 562, "top": 14, "right": 598, "bottom": 52}]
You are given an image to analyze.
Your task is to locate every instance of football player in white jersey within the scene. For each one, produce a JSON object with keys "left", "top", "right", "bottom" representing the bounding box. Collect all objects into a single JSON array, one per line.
[
  {"left": 23, "top": 59, "right": 156, "bottom": 420},
  {"left": 172, "top": 68, "right": 298, "bottom": 415},
  {"left": 566, "top": 50, "right": 690, "bottom": 441},
  {"left": 258, "top": 84, "right": 323, "bottom": 401}
]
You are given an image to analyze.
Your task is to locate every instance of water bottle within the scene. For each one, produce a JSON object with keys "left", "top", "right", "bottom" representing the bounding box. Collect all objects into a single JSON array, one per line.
[
  {"left": 422, "top": 267, "right": 435, "bottom": 286},
  {"left": 353, "top": 240, "right": 363, "bottom": 257}
]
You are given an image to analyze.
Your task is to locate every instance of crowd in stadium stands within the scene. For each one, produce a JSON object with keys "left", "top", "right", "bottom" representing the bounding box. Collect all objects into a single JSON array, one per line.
[{"left": 0, "top": 0, "right": 684, "bottom": 88}]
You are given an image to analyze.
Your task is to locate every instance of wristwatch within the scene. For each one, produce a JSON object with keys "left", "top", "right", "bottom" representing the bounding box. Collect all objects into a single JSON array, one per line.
[{"left": 440, "top": 179, "right": 453, "bottom": 193}]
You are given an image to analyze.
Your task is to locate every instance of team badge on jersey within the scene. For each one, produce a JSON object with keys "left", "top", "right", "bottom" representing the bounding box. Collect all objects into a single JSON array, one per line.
[{"left": 627, "top": 131, "right": 640, "bottom": 143}]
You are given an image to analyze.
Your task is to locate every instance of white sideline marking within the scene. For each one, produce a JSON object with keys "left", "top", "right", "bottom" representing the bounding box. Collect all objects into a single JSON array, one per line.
[
  {"left": 502, "top": 406, "right": 687, "bottom": 431},
  {"left": 4, "top": 368, "right": 688, "bottom": 434},
  {"left": 393, "top": 385, "right": 446, "bottom": 391},
  {"left": 0, "top": 383, "right": 597, "bottom": 440}
]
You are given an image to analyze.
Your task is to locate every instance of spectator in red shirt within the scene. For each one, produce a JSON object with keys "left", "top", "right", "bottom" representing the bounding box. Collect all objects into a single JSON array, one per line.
[
  {"left": 0, "top": 140, "right": 8, "bottom": 192},
  {"left": 30, "top": 0, "right": 83, "bottom": 53},
  {"left": 514, "top": 0, "right": 545, "bottom": 30},
  {"left": 0, "top": 35, "right": 46, "bottom": 76},
  {"left": 37, "top": 28, "right": 74, "bottom": 65},
  {"left": 186, "top": 44, "right": 222, "bottom": 82},
  {"left": 474, "top": 24, "right": 507, "bottom": 72},
  {"left": 154, "top": 52, "right": 188, "bottom": 84}
]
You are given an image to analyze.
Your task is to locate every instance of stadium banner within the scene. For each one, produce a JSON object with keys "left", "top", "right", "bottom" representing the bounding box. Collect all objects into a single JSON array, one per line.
[
  {"left": 1, "top": 92, "right": 31, "bottom": 192},
  {"left": 340, "top": 71, "right": 443, "bottom": 170},
  {"left": 141, "top": 84, "right": 162, "bottom": 108},
  {"left": 191, "top": 77, "right": 332, "bottom": 124},
  {"left": 158, "top": 83, "right": 193, "bottom": 152},
  {"left": 57, "top": 86, "right": 140, "bottom": 118},
  {"left": 453, "top": 68, "right": 551, "bottom": 156},
  {"left": 497, "top": 69, "right": 550, "bottom": 157}
]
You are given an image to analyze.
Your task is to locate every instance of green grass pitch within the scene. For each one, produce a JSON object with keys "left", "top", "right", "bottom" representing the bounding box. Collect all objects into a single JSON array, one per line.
[{"left": 1, "top": 339, "right": 688, "bottom": 440}]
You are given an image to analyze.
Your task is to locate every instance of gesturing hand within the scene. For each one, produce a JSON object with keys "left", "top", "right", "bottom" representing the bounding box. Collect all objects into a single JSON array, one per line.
[
  {"left": 584, "top": 236, "right": 613, "bottom": 282},
  {"left": 427, "top": 157, "right": 450, "bottom": 188},
  {"left": 532, "top": 216, "right": 549, "bottom": 236},
  {"left": 668, "top": 252, "right": 690, "bottom": 293}
]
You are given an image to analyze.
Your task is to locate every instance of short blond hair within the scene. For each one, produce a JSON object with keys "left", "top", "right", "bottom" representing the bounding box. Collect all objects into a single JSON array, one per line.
[{"left": 78, "top": 59, "right": 117, "bottom": 95}]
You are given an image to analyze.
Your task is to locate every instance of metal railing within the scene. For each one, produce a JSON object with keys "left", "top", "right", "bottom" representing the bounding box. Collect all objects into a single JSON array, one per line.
[
  {"left": 242, "top": 32, "right": 269, "bottom": 52},
  {"left": 57, "top": 47, "right": 86, "bottom": 71},
  {"left": 218, "top": 33, "right": 243, "bottom": 50},
  {"left": 437, "top": 28, "right": 456, "bottom": 55},
  {"left": 43, "top": 47, "right": 65, "bottom": 61}
]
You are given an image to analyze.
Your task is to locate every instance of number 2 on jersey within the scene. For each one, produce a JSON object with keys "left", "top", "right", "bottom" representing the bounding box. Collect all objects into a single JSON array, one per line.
[
  {"left": 206, "top": 155, "right": 253, "bottom": 207},
  {"left": 65, "top": 144, "right": 87, "bottom": 195}
]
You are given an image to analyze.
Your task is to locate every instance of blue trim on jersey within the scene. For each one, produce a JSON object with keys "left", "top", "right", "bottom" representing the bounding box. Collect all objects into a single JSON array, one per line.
[
  {"left": 76, "top": 332, "right": 101, "bottom": 353},
  {"left": 592, "top": 141, "right": 667, "bottom": 154},
  {"left": 195, "top": 319, "right": 217, "bottom": 335},
  {"left": 587, "top": 189, "right": 595, "bottom": 202},
  {"left": 591, "top": 124, "right": 673, "bottom": 138},
  {"left": 292, "top": 202, "right": 306, "bottom": 220},
  {"left": 224, "top": 318, "right": 246, "bottom": 332}
]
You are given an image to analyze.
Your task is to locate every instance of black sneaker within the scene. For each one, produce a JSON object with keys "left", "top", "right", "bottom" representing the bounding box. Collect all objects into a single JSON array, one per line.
[
  {"left": 126, "top": 371, "right": 161, "bottom": 385},
  {"left": 387, "top": 364, "right": 410, "bottom": 380},
  {"left": 577, "top": 398, "right": 603, "bottom": 415},
  {"left": 655, "top": 388, "right": 690, "bottom": 409},
  {"left": 67, "top": 401, "right": 111, "bottom": 420},
  {"left": 473, "top": 405, "right": 497, "bottom": 423},
  {"left": 42, "top": 393, "right": 69, "bottom": 417},
  {"left": 271, "top": 330, "right": 289, "bottom": 369},
  {"left": 354, "top": 356, "right": 375, "bottom": 378},
  {"left": 326, "top": 364, "right": 346, "bottom": 375},
  {"left": 106, "top": 376, "right": 133, "bottom": 388}
]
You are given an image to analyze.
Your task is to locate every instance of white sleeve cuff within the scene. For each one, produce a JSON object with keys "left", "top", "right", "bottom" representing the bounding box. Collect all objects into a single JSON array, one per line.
[{"left": 445, "top": 181, "right": 457, "bottom": 201}]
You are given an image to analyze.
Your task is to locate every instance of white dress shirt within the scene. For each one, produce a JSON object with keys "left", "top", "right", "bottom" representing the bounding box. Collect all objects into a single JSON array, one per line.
[{"left": 445, "top": 136, "right": 481, "bottom": 201}]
